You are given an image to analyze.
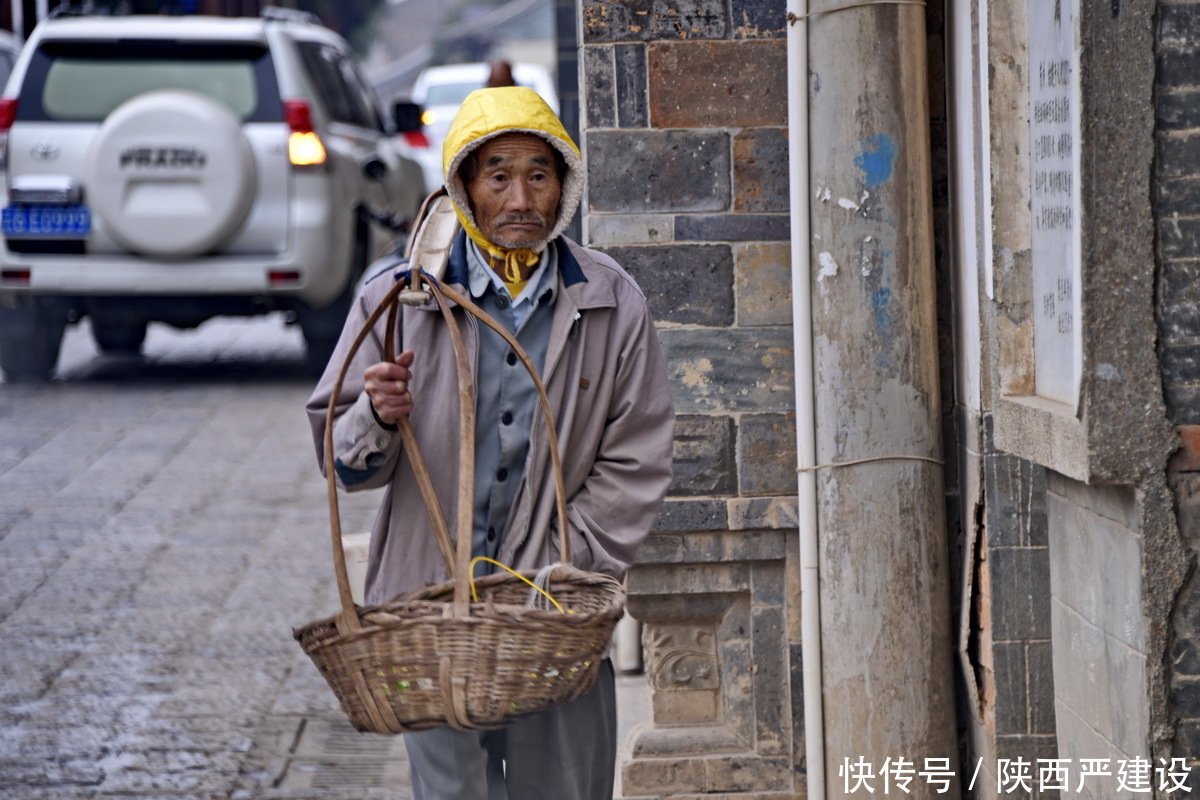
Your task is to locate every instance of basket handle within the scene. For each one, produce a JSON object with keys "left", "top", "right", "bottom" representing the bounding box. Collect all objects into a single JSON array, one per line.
[
  {"left": 324, "top": 272, "right": 455, "bottom": 633},
  {"left": 411, "top": 278, "right": 573, "bottom": 619},
  {"left": 324, "top": 268, "right": 572, "bottom": 628}
]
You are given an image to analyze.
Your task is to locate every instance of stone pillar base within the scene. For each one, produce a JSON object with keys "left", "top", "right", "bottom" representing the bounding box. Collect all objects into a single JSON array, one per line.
[{"left": 619, "top": 528, "right": 804, "bottom": 799}]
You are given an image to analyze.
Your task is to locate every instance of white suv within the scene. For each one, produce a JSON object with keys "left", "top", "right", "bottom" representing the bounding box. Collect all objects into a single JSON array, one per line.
[{"left": 0, "top": 8, "right": 427, "bottom": 380}]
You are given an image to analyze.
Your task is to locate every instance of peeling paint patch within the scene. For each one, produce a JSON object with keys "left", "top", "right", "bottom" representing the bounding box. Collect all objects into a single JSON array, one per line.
[
  {"left": 854, "top": 133, "right": 898, "bottom": 187},
  {"left": 818, "top": 251, "right": 839, "bottom": 280},
  {"left": 860, "top": 236, "right": 879, "bottom": 276},
  {"left": 838, "top": 197, "right": 859, "bottom": 210}
]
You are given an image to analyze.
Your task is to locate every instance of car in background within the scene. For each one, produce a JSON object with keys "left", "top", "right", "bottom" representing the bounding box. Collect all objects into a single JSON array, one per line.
[
  {"left": 0, "top": 30, "right": 22, "bottom": 92},
  {"left": 406, "top": 61, "right": 558, "bottom": 191},
  {"left": 0, "top": 7, "right": 427, "bottom": 380}
]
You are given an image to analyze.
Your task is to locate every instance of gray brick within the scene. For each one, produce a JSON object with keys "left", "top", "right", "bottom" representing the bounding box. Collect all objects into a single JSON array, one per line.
[
  {"left": 729, "top": 496, "right": 798, "bottom": 530},
  {"left": 734, "top": 128, "right": 790, "bottom": 213},
  {"left": 671, "top": 414, "right": 737, "bottom": 496},
  {"left": 1027, "top": 640, "right": 1056, "bottom": 735},
  {"left": 1161, "top": 260, "right": 1200, "bottom": 306},
  {"left": 751, "top": 604, "right": 787, "bottom": 753},
  {"left": 731, "top": 0, "right": 787, "bottom": 38},
  {"left": 654, "top": 498, "right": 729, "bottom": 532},
  {"left": 993, "top": 641, "right": 1028, "bottom": 735},
  {"left": 1160, "top": 176, "right": 1200, "bottom": 217},
  {"left": 586, "top": 213, "right": 674, "bottom": 245},
  {"left": 1161, "top": 5, "right": 1200, "bottom": 50},
  {"left": 984, "top": 453, "right": 1048, "bottom": 547},
  {"left": 1166, "top": 303, "right": 1200, "bottom": 345},
  {"left": 1162, "top": 217, "right": 1200, "bottom": 260},
  {"left": 738, "top": 413, "right": 798, "bottom": 495},
  {"left": 1177, "top": 677, "right": 1200, "bottom": 721},
  {"left": 659, "top": 327, "right": 796, "bottom": 413},
  {"left": 1163, "top": 342, "right": 1200, "bottom": 385},
  {"left": 990, "top": 548, "right": 1051, "bottom": 640},
  {"left": 588, "top": 130, "right": 731, "bottom": 213},
  {"left": 674, "top": 529, "right": 788, "bottom": 563},
  {"left": 1176, "top": 720, "right": 1200, "bottom": 765},
  {"left": 583, "top": 0, "right": 728, "bottom": 43},
  {"left": 1166, "top": 384, "right": 1200, "bottom": 426},
  {"left": 598, "top": 244, "right": 734, "bottom": 325},
  {"left": 1158, "top": 90, "right": 1200, "bottom": 131},
  {"left": 615, "top": 44, "right": 648, "bottom": 127},
  {"left": 583, "top": 45, "right": 615, "bottom": 129},
  {"left": 1177, "top": 476, "right": 1200, "bottom": 540},
  {"left": 675, "top": 213, "right": 790, "bottom": 242},
  {"left": 1159, "top": 133, "right": 1200, "bottom": 180},
  {"left": 1158, "top": 49, "right": 1200, "bottom": 90}
]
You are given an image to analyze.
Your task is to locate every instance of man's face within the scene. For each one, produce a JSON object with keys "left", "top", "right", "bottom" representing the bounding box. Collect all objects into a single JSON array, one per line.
[{"left": 465, "top": 133, "right": 562, "bottom": 249}]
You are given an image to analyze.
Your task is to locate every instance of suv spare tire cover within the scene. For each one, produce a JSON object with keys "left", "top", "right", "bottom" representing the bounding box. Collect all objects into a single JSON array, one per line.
[{"left": 85, "top": 89, "right": 257, "bottom": 257}]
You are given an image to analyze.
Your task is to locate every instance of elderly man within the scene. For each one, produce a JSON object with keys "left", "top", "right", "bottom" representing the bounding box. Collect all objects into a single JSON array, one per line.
[{"left": 306, "top": 87, "right": 675, "bottom": 799}]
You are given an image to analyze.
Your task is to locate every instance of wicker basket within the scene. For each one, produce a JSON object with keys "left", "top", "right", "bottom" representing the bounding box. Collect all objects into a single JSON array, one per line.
[{"left": 294, "top": 269, "right": 625, "bottom": 735}]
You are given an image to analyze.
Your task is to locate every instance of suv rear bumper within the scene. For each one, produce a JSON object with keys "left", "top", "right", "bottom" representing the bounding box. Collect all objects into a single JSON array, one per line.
[{"left": 0, "top": 214, "right": 347, "bottom": 308}]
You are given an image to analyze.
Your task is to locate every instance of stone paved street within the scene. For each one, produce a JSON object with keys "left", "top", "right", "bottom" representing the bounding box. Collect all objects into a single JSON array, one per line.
[{"left": 0, "top": 317, "right": 648, "bottom": 800}]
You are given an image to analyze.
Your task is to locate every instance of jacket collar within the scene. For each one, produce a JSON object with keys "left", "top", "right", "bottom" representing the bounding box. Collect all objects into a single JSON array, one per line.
[{"left": 425, "top": 231, "right": 614, "bottom": 311}]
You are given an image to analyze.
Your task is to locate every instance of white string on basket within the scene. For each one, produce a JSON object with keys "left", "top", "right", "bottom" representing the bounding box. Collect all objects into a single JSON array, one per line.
[{"left": 527, "top": 563, "right": 562, "bottom": 610}]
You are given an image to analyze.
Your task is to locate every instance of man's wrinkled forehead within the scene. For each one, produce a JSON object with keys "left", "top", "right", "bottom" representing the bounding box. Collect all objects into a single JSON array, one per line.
[{"left": 476, "top": 133, "right": 554, "bottom": 164}]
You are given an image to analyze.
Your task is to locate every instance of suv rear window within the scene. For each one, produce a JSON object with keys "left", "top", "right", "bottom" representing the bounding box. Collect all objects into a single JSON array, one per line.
[{"left": 17, "top": 41, "right": 282, "bottom": 123}]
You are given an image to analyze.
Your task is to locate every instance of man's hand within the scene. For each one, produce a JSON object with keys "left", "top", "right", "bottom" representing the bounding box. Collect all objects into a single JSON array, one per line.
[{"left": 364, "top": 350, "right": 415, "bottom": 425}]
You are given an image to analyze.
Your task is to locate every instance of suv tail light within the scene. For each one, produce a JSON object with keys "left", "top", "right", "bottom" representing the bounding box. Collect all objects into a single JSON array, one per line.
[
  {"left": 0, "top": 99, "right": 15, "bottom": 170},
  {"left": 0, "top": 99, "right": 17, "bottom": 131},
  {"left": 402, "top": 129, "right": 430, "bottom": 148},
  {"left": 283, "top": 99, "right": 326, "bottom": 166}
]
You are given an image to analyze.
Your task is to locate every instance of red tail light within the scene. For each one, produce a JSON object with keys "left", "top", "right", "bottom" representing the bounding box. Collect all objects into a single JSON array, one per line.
[
  {"left": 283, "top": 99, "right": 325, "bottom": 166},
  {"left": 402, "top": 129, "right": 430, "bottom": 148},
  {"left": 0, "top": 99, "right": 17, "bottom": 132},
  {"left": 1, "top": 268, "right": 31, "bottom": 286},
  {"left": 283, "top": 99, "right": 313, "bottom": 133},
  {"left": 268, "top": 269, "right": 301, "bottom": 285}
]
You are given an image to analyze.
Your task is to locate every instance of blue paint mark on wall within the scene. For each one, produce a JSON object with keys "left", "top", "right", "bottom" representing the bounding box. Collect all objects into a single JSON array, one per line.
[
  {"left": 871, "top": 285, "right": 892, "bottom": 334},
  {"left": 854, "top": 133, "right": 898, "bottom": 187}
]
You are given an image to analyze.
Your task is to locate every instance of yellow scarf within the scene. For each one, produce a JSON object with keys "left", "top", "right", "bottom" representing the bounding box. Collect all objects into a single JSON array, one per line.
[{"left": 464, "top": 226, "right": 540, "bottom": 284}]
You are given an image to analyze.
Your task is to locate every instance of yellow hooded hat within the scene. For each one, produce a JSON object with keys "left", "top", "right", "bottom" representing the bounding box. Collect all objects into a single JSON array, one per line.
[{"left": 442, "top": 86, "right": 584, "bottom": 281}]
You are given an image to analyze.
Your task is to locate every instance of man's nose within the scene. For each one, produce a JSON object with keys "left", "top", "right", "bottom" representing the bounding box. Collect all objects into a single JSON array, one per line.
[{"left": 506, "top": 180, "right": 533, "bottom": 211}]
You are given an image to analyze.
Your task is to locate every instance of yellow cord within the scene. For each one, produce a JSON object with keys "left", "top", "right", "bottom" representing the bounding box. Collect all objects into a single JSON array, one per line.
[{"left": 469, "top": 557, "right": 566, "bottom": 613}]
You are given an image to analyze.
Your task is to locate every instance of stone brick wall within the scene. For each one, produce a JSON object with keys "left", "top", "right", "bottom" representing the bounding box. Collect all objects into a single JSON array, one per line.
[
  {"left": 1158, "top": 1, "right": 1200, "bottom": 423},
  {"left": 577, "top": 0, "right": 801, "bottom": 796},
  {"left": 977, "top": 448, "right": 1058, "bottom": 798},
  {"left": 1160, "top": 0, "right": 1200, "bottom": 788}
]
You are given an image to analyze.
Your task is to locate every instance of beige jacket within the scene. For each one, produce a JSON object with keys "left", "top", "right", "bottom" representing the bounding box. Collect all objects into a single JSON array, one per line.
[{"left": 305, "top": 234, "right": 675, "bottom": 605}]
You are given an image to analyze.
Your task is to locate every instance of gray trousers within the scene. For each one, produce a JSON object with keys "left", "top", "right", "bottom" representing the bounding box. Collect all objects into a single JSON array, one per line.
[{"left": 403, "top": 660, "right": 617, "bottom": 800}]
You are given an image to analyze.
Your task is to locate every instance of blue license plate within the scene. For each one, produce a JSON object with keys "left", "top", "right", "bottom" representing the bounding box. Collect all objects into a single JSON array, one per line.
[{"left": 2, "top": 204, "right": 91, "bottom": 238}]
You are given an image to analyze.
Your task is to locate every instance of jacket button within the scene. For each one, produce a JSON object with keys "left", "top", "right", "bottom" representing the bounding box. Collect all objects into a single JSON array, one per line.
[
  {"left": 495, "top": 295, "right": 510, "bottom": 309},
  {"left": 496, "top": 468, "right": 508, "bottom": 481},
  {"left": 506, "top": 351, "right": 517, "bottom": 366},
  {"left": 374, "top": 434, "right": 391, "bottom": 450},
  {"left": 487, "top": 527, "right": 497, "bottom": 541},
  {"left": 501, "top": 411, "right": 513, "bottom": 425}
]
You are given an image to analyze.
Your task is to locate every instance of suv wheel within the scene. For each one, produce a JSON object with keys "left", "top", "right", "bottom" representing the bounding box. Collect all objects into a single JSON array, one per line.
[
  {"left": 0, "top": 297, "right": 68, "bottom": 382},
  {"left": 92, "top": 321, "right": 148, "bottom": 354}
]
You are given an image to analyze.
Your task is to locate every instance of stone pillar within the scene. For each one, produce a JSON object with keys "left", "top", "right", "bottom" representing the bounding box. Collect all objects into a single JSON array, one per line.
[{"left": 806, "top": 0, "right": 960, "bottom": 794}]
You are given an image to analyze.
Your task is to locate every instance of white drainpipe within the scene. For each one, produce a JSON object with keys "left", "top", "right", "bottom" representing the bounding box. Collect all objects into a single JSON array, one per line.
[{"left": 786, "top": 1, "right": 825, "bottom": 798}]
